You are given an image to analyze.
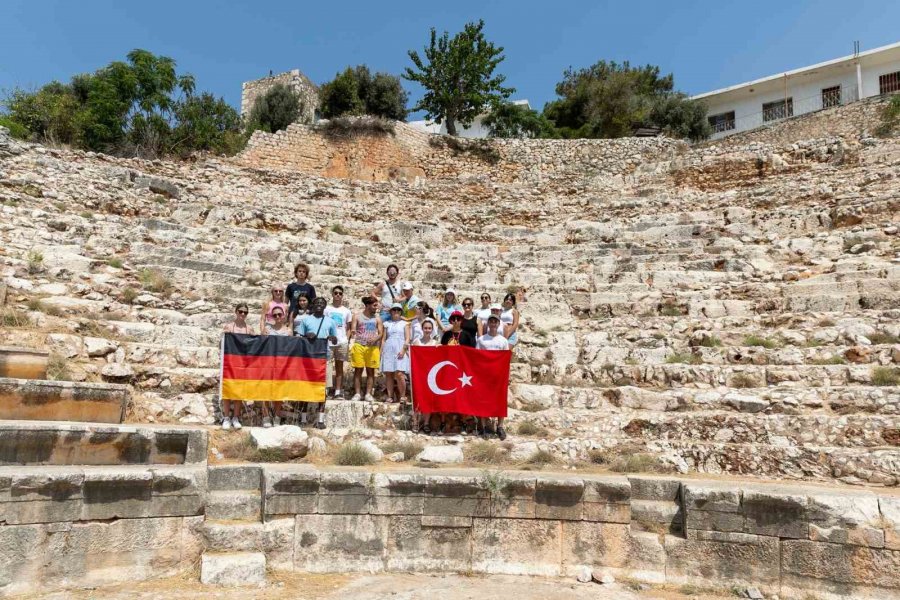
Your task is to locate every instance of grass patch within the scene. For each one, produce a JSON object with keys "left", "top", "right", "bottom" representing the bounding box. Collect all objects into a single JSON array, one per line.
[
  {"left": 872, "top": 367, "right": 900, "bottom": 387},
  {"left": 698, "top": 335, "right": 723, "bottom": 347},
  {"left": 253, "top": 447, "right": 288, "bottom": 462},
  {"left": 818, "top": 317, "right": 836, "bottom": 327},
  {"left": 121, "top": 287, "right": 138, "bottom": 304},
  {"left": 106, "top": 257, "right": 123, "bottom": 269},
  {"left": 730, "top": 373, "right": 757, "bottom": 389},
  {"left": 659, "top": 305, "right": 682, "bottom": 317},
  {"left": 79, "top": 210, "right": 93, "bottom": 220},
  {"left": 0, "top": 308, "right": 30, "bottom": 328},
  {"left": 843, "top": 235, "right": 864, "bottom": 252},
  {"left": 466, "top": 440, "right": 507, "bottom": 465},
  {"left": 214, "top": 431, "right": 255, "bottom": 461},
  {"left": 666, "top": 352, "right": 703, "bottom": 365},
  {"left": 599, "top": 451, "right": 672, "bottom": 474},
  {"left": 743, "top": 335, "right": 779, "bottom": 349},
  {"left": 26, "top": 250, "right": 44, "bottom": 274},
  {"left": 516, "top": 421, "right": 549, "bottom": 437},
  {"left": 811, "top": 356, "right": 847, "bottom": 365},
  {"left": 518, "top": 399, "right": 547, "bottom": 413},
  {"left": 25, "top": 298, "right": 64, "bottom": 317},
  {"left": 870, "top": 332, "right": 900, "bottom": 345},
  {"left": 330, "top": 223, "right": 349, "bottom": 235},
  {"left": 333, "top": 441, "right": 377, "bottom": 466},
  {"left": 380, "top": 439, "right": 424, "bottom": 461},
  {"left": 525, "top": 448, "right": 557, "bottom": 467},
  {"left": 138, "top": 268, "right": 174, "bottom": 297},
  {"left": 46, "top": 352, "right": 71, "bottom": 381}
]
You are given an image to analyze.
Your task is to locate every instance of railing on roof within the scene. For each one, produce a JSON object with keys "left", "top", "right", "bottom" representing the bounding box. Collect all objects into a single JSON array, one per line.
[{"left": 709, "top": 85, "right": 860, "bottom": 138}]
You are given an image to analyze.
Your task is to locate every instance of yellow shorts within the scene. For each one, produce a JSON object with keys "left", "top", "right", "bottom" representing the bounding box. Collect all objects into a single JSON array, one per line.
[{"left": 350, "top": 344, "right": 380, "bottom": 369}]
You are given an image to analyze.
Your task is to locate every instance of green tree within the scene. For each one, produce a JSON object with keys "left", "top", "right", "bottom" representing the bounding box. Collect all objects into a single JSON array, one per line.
[
  {"left": 483, "top": 101, "right": 556, "bottom": 138},
  {"left": 543, "top": 60, "right": 707, "bottom": 140},
  {"left": 403, "top": 19, "right": 514, "bottom": 136},
  {"left": 320, "top": 66, "right": 407, "bottom": 120},
  {"left": 170, "top": 92, "right": 244, "bottom": 156},
  {"left": 245, "top": 83, "right": 302, "bottom": 134},
  {"left": 4, "top": 82, "right": 80, "bottom": 144}
]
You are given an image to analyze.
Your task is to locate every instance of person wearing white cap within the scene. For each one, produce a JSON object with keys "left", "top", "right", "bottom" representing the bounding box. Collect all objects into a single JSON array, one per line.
[
  {"left": 399, "top": 281, "right": 419, "bottom": 321},
  {"left": 381, "top": 302, "right": 411, "bottom": 404},
  {"left": 435, "top": 289, "right": 462, "bottom": 333},
  {"left": 478, "top": 303, "right": 504, "bottom": 336}
]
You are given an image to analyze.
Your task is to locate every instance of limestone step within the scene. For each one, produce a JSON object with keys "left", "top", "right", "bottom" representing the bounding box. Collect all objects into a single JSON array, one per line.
[
  {"left": 208, "top": 464, "right": 262, "bottom": 491},
  {"left": 200, "top": 551, "right": 266, "bottom": 586},
  {"left": 0, "top": 378, "right": 129, "bottom": 424},
  {"left": 197, "top": 519, "right": 293, "bottom": 562},
  {"left": 205, "top": 490, "right": 262, "bottom": 521}
]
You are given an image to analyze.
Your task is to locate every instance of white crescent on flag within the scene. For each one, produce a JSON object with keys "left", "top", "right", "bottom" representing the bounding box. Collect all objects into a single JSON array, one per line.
[{"left": 426, "top": 360, "right": 458, "bottom": 395}]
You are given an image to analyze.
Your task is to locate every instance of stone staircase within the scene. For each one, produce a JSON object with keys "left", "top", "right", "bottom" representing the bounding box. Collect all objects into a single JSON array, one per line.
[{"left": 1, "top": 120, "right": 898, "bottom": 487}]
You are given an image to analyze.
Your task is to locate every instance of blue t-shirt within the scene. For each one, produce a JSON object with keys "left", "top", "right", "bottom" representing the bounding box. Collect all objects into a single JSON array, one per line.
[
  {"left": 298, "top": 314, "right": 338, "bottom": 358},
  {"left": 435, "top": 303, "right": 463, "bottom": 327}
]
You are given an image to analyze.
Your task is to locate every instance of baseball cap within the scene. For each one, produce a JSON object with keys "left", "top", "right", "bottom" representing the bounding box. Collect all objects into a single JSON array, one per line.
[
  {"left": 488, "top": 314, "right": 501, "bottom": 322},
  {"left": 390, "top": 303, "right": 403, "bottom": 311},
  {"left": 401, "top": 281, "right": 413, "bottom": 290},
  {"left": 449, "top": 310, "right": 464, "bottom": 319},
  {"left": 445, "top": 288, "right": 456, "bottom": 296},
  {"left": 489, "top": 303, "right": 502, "bottom": 311}
]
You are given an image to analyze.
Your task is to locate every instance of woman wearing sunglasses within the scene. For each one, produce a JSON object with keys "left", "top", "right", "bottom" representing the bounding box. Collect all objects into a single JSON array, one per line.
[
  {"left": 260, "top": 286, "right": 289, "bottom": 335},
  {"left": 261, "top": 307, "right": 290, "bottom": 427},
  {"left": 221, "top": 303, "right": 251, "bottom": 430}
]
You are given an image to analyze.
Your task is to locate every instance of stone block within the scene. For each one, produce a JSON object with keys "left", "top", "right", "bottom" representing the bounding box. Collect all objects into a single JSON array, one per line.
[
  {"left": 472, "top": 518, "right": 560, "bottom": 576},
  {"left": 206, "top": 491, "right": 261, "bottom": 521},
  {"left": 386, "top": 515, "right": 472, "bottom": 572},
  {"left": 781, "top": 540, "right": 900, "bottom": 598},
  {"left": 682, "top": 482, "right": 741, "bottom": 512},
  {"left": 0, "top": 523, "right": 50, "bottom": 593},
  {"left": 685, "top": 508, "right": 745, "bottom": 533},
  {"left": 628, "top": 475, "right": 681, "bottom": 501},
  {"left": 208, "top": 465, "right": 262, "bottom": 491},
  {"left": 806, "top": 491, "right": 884, "bottom": 548},
  {"left": 200, "top": 551, "right": 266, "bottom": 586},
  {"left": 882, "top": 497, "right": 900, "bottom": 551},
  {"left": 263, "top": 466, "right": 319, "bottom": 517},
  {"left": 369, "top": 472, "right": 424, "bottom": 516},
  {"left": 741, "top": 487, "right": 809, "bottom": 539},
  {"left": 81, "top": 467, "right": 153, "bottom": 520},
  {"left": 198, "top": 519, "right": 294, "bottom": 571},
  {"left": 317, "top": 471, "right": 371, "bottom": 514},
  {"left": 534, "top": 477, "right": 584, "bottom": 520},
  {"left": 631, "top": 500, "right": 683, "bottom": 534},
  {"left": 561, "top": 521, "right": 665, "bottom": 583},
  {"left": 10, "top": 469, "right": 84, "bottom": 502},
  {"left": 294, "top": 514, "right": 388, "bottom": 573},
  {"left": 148, "top": 493, "right": 204, "bottom": 518},
  {"left": 582, "top": 475, "right": 630, "bottom": 523},
  {"left": 489, "top": 473, "right": 536, "bottom": 519},
  {"left": 151, "top": 466, "right": 206, "bottom": 496},
  {"left": 424, "top": 473, "right": 489, "bottom": 518},
  {"left": 665, "top": 531, "right": 781, "bottom": 586}
]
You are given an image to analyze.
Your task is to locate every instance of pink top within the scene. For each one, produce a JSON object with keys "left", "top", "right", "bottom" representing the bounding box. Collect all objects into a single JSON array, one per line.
[{"left": 265, "top": 301, "right": 288, "bottom": 322}]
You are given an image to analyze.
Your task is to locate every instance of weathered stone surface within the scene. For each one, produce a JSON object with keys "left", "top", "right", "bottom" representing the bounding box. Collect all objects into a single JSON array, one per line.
[
  {"left": 417, "top": 445, "right": 464, "bottom": 464},
  {"left": 534, "top": 477, "right": 584, "bottom": 520},
  {"left": 666, "top": 531, "right": 781, "bottom": 586},
  {"left": 318, "top": 471, "right": 371, "bottom": 515},
  {"left": 472, "top": 517, "right": 561, "bottom": 576},
  {"left": 781, "top": 539, "right": 900, "bottom": 598},
  {"left": 294, "top": 514, "right": 388, "bottom": 572},
  {"left": 370, "top": 472, "right": 424, "bottom": 516},
  {"left": 0, "top": 378, "right": 128, "bottom": 423},
  {"left": 200, "top": 551, "right": 266, "bottom": 586},
  {"left": 249, "top": 426, "right": 308, "bottom": 459},
  {"left": 198, "top": 519, "right": 294, "bottom": 570},
  {"left": 424, "top": 473, "right": 489, "bottom": 518},
  {"left": 562, "top": 521, "right": 665, "bottom": 582},
  {"left": 741, "top": 487, "right": 809, "bottom": 539},
  {"left": 386, "top": 515, "right": 472, "bottom": 572}
]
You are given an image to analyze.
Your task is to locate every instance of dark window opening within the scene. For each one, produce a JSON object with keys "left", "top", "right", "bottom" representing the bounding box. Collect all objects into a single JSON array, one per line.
[
  {"left": 879, "top": 71, "right": 900, "bottom": 95},
  {"left": 821, "top": 85, "right": 841, "bottom": 108},
  {"left": 707, "top": 111, "right": 736, "bottom": 133},
  {"left": 762, "top": 98, "right": 793, "bottom": 122}
]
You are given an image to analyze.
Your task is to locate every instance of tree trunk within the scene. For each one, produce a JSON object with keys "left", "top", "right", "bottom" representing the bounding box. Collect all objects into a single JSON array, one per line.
[{"left": 445, "top": 117, "right": 458, "bottom": 136}]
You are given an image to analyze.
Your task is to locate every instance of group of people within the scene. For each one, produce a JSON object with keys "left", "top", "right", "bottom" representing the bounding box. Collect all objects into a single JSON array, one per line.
[{"left": 221, "top": 263, "right": 521, "bottom": 439}]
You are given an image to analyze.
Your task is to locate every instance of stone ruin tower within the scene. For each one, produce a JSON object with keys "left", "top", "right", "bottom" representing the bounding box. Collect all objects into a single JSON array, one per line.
[{"left": 240, "top": 69, "right": 319, "bottom": 125}]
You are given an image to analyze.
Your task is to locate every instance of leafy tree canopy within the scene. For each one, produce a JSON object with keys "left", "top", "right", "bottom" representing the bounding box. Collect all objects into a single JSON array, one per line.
[
  {"left": 483, "top": 101, "right": 555, "bottom": 139},
  {"left": 403, "top": 19, "right": 514, "bottom": 136},
  {"left": 543, "top": 60, "right": 709, "bottom": 140},
  {"left": 320, "top": 66, "right": 407, "bottom": 121},
  {"left": 245, "top": 83, "right": 302, "bottom": 135}
]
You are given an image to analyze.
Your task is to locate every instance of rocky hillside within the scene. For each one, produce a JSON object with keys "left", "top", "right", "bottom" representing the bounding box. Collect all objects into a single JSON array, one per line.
[{"left": 1, "top": 100, "right": 898, "bottom": 486}]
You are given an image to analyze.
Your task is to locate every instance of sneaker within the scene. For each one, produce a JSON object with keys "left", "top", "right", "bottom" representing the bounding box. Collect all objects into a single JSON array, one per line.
[
  {"left": 350, "top": 393, "right": 361, "bottom": 402},
  {"left": 333, "top": 389, "right": 343, "bottom": 399},
  {"left": 314, "top": 420, "right": 326, "bottom": 430},
  {"left": 497, "top": 426, "right": 507, "bottom": 441},
  {"left": 262, "top": 417, "right": 272, "bottom": 428},
  {"left": 221, "top": 417, "right": 232, "bottom": 430},
  {"left": 232, "top": 418, "right": 243, "bottom": 430},
  {"left": 364, "top": 393, "right": 376, "bottom": 403}
]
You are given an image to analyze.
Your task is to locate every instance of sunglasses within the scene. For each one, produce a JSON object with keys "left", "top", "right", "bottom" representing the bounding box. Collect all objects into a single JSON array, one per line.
[
  {"left": 333, "top": 291, "right": 344, "bottom": 296},
  {"left": 481, "top": 296, "right": 490, "bottom": 300},
  {"left": 237, "top": 310, "right": 248, "bottom": 315},
  {"left": 450, "top": 317, "right": 462, "bottom": 322},
  {"left": 463, "top": 303, "right": 473, "bottom": 307}
]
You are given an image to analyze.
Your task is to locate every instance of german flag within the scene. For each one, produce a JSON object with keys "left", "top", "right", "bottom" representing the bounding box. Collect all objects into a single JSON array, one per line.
[{"left": 220, "top": 333, "right": 327, "bottom": 403}]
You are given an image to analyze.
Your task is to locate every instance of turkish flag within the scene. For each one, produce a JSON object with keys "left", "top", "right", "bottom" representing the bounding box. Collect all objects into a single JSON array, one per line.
[{"left": 410, "top": 345, "right": 511, "bottom": 417}]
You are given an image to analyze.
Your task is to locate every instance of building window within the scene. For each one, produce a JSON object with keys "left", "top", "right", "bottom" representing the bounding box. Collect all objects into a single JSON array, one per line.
[
  {"left": 707, "top": 111, "right": 736, "bottom": 133},
  {"left": 762, "top": 98, "right": 793, "bottom": 122},
  {"left": 879, "top": 71, "right": 900, "bottom": 95},
  {"left": 821, "top": 85, "right": 841, "bottom": 108}
]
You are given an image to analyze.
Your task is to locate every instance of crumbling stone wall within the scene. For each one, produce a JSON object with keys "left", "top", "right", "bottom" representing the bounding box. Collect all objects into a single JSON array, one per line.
[
  {"left": 236, "top": 119, "right": 679, "bottom": 184},
  {"left": 240, "top": 69, "right": 319, "bottom": 124}
]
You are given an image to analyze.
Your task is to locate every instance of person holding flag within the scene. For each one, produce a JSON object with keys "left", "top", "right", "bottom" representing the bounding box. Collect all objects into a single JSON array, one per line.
[
  {"left": 298, "top": 297, "right": 338, "bottom": 429},
  {"left": 476, "top": 314, "right": 511, "bottom": 440}
]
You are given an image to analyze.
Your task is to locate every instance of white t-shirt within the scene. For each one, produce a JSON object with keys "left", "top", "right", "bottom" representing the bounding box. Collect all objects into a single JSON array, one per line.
[
  {"left": 475, "top": 307, "right": 492, "bottom": 325},
  {"left": 324, "top": 305, "right": 352, "bottom": 345},
  {"left": 477, "top": 333, "right": 510, "bottom": 351}
]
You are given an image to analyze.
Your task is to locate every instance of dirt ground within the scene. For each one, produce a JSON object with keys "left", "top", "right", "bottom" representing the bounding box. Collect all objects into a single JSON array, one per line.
[{"left": 27, "top": 572, "right": 738, "bottom": 600}]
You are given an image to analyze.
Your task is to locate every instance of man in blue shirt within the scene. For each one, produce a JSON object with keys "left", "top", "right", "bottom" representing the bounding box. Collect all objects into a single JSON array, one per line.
[{"left": 298, "top": 297, "right": 337, "bottom": 429}]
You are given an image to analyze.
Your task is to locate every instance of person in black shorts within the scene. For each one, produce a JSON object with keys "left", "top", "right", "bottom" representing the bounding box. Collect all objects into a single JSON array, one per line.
[{"left": 286, "top": 263, "right": 316, "bottom": 323}]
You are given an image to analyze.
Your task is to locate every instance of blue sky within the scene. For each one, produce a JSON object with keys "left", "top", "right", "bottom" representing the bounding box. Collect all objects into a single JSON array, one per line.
[{"left": 2, "top": 0, "right": 898, "bottom": 117}]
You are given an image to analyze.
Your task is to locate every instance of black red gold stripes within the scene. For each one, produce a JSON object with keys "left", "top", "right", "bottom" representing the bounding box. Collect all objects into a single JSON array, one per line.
[{"left": 220, "top": 333, "right": 327, "bottom": 403}]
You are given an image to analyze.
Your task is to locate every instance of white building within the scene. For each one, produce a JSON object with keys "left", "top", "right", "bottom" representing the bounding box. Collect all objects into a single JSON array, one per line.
[
  {"left": 408, "top": 100, "right": 531, "bottom": 138},
  {"left": 692, "top": 41, "right": 900, "bottom": 139}
]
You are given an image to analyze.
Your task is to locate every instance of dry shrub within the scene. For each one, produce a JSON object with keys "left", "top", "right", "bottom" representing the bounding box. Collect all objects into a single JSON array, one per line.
[
  {"left": 381, "top": 439, "right": 424, "bottom": 461},
  {"left": 333, "top": 441, "right": 377, "bottom": 466},
  {"left": 465, "top": 440, "right": 507, "bottom": 465}
]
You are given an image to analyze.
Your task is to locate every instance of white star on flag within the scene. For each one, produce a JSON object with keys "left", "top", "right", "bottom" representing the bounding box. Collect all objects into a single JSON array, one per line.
[{"left": 458, "top": 372, "right": 473, "bottom": 387}]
